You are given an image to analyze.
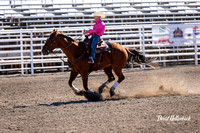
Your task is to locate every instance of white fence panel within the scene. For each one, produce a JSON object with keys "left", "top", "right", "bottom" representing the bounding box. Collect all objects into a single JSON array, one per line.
[{"left": 0, "top": 24, "right": 199, "bottom": 75}]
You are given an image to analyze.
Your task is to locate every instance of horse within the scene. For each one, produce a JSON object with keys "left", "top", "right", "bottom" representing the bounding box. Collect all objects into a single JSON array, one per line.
[{"left": 42, "top": 30, "right": 146, "bottom": 100}]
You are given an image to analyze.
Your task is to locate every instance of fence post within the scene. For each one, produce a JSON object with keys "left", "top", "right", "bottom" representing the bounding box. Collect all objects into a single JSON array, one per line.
[
  {"left": 30, "top": 30, "right": 34, "bottom": 75},
  {"left": 139, "top": 27, "right": 142, "bottom": 68},
  {"left": 142, "top": 26, "right": 146, "bottom": 68},
  {"left": 20, "top": 31, "right": 24, "bottom": 75},
  {"left": 194, "top": 34, "right": 198, "bottom": 65}
]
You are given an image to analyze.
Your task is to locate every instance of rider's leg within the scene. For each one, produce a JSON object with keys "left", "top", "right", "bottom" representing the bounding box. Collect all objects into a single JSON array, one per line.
[{"left": 89, "top": 34, "right": 100, "bottom": 63}]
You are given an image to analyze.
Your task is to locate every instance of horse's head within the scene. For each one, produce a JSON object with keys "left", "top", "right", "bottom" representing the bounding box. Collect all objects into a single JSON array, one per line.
[{"left": 42, "top": 29, "right": 59, "bottom": 55}]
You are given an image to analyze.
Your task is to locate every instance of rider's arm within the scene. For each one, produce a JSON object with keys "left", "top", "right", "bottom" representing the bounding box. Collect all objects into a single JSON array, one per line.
[{"left": 86, "top": 23, "right": 103, "bottom": 36}]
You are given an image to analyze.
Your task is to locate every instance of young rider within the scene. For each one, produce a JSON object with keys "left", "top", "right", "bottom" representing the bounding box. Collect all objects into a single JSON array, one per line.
[{"left": 85, "top": 12, "right": 105, "bottom": 64}]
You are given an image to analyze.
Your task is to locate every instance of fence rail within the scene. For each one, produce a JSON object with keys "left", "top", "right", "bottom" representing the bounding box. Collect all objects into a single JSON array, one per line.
[{"left": 0, "top": 24, "right": 199, "bottom": 75}]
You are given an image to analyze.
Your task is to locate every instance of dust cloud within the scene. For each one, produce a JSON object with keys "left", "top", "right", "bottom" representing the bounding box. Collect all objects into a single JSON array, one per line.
[{"left": 102, "top": 74, "right": 199, "bottom": 100}]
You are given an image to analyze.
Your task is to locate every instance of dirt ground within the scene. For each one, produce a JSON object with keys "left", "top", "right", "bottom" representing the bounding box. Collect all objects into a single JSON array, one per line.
[{"left": 0, "top": 66, "right": 200, "bottom": 133}]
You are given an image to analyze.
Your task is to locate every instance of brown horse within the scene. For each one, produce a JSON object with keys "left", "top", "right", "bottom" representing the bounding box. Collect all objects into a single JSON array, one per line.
[{"left": 42, "top": 30, "right": 146, "bottom": 100}]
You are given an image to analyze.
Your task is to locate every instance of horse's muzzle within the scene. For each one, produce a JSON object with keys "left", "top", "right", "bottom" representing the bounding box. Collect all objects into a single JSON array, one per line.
[{"left": 42, "top": 47, "right": 49, "bottom": 55}]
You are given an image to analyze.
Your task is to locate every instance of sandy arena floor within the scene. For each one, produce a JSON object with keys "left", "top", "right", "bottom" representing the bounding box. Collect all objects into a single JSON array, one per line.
[{"left": 0, "top": 66, "right": 200, "bottom": 133}]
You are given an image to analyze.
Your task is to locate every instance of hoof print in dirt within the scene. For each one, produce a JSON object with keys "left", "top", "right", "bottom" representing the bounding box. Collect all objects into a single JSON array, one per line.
[{"left": 83, "top": 91, "right": 101, "bottom": 101}]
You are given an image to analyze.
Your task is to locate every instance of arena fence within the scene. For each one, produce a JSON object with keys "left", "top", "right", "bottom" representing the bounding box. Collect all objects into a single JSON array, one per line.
[
  {"left": 0, "top": 24, "right": 199, "bottom": 75},
  {"left": 1, "top": 0, "right": 200, "bottom": 30}
]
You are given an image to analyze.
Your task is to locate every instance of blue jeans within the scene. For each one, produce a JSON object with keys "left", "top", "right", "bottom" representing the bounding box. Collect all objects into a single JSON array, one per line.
[{"left": 90, "top": 34, "right": 100, "bottom": 60}]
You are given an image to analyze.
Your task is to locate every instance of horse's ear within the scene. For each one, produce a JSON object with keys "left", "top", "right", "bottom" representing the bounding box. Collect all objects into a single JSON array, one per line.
[
  {"left": 52, "top": 29, "right": 58, "bottom": 36},
  {"left": 55, "top": 29, "right": 58, "bottom": 35}
]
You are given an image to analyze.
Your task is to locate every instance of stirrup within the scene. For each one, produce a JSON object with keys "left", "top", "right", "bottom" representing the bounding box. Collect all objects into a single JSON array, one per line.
[
  {"left": 88, "top": 59, "right": 94, "bottom": 64},
  {"left": 88, "top": 57, "right": 94, "bottom": 64}
]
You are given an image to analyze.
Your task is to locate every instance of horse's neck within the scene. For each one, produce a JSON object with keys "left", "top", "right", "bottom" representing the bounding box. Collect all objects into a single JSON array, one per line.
[{"left": 58, "top": 36, "right": 84, "bottom": 61}]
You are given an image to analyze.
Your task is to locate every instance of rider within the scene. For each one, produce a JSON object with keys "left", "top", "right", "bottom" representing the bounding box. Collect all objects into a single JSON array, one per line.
[{"left": 85, "top": 12, "right": 106, "bottom": 64}]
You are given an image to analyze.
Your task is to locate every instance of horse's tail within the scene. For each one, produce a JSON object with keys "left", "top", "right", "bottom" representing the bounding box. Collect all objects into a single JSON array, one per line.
[{"left": 125, "top": 48, "right": 146, "bottom": 64}]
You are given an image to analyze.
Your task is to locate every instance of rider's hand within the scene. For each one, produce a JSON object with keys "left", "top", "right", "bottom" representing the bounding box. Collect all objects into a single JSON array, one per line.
[{"left": 84, "top": 31, "right": 88, "bottom": 35}]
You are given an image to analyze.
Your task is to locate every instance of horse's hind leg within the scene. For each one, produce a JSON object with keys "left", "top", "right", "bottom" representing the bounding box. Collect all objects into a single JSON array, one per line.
[
  {"left": 110, "top": 67, "right": 125, "bottom": 97},
  {"left": 68, "top": 71, "right": 83, "bottom": 96},
  {"left": 98, "top": 66, "right": 115, "bottom": 94}
]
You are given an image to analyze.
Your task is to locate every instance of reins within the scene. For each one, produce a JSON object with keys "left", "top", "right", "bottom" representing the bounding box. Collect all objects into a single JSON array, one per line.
[
  {"left": 44, "top": 42, "right": 85, "bottom": 68},
  {"left": 62, "top": 43, "right": 73, "bottom": 51}
]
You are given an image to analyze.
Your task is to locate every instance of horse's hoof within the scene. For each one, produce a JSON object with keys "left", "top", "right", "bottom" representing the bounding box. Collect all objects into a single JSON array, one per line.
[
  {"left": 75, "top": 90, "right": 85, "bottom": 96},
  {"left": 84, "top": 91, "right": 101, "bottom": 101},
  {"left": 98, "top": 84, "right": 109, "bottom": 94},
  {"left": 110, "top": 90, "right": 115, "bottom": 97},
  {"left": 98, "top": 86, "right": 104, "bottom": 94}
]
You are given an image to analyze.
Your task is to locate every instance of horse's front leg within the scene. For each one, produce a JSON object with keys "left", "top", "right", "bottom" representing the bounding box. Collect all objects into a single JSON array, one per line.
[
  {"left": 68, "top": 71, "right": 84, "bottom": 96},
  {"left": 81, "top": 72, "right": 90, "bottom": 92},
  {"left": 81, "top": 72, "right": 101, "bottom": 100}
]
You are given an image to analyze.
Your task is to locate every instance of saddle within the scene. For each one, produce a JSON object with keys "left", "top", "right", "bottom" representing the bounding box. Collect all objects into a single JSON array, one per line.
[{"left": 83, "top": 35, "right": 112, "bottom": 55}]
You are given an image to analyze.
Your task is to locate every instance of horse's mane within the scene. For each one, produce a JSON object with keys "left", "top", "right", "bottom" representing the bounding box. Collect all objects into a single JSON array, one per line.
[
  {"left": 59, "top": 34, "right": 76, "bottom": 42},
  {"left": 59, "top": 33, "right": 85, "bottom": 49}
]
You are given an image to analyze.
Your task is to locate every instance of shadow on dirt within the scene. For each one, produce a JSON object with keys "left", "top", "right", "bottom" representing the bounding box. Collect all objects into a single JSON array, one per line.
[
  {"left": 38, "top": 98, "right": 121, "bottom": 107},
  {"left": 13, "top": 105, "right": 28, "bottom": 108},
  {"left": 13, "top": 98, "right": 121, "bottom": 108}
]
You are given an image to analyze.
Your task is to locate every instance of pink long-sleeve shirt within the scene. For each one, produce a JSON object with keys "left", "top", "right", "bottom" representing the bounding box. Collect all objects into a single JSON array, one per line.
[{"left": 86, "top": 19, "right": 105, "bottom": 36}]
